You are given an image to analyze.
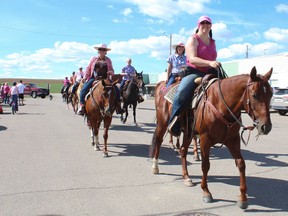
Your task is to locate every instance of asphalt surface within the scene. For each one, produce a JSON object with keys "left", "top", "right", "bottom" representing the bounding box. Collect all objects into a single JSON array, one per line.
[{"left": 0, "top": 94, "right": 287, "bottom": 216}]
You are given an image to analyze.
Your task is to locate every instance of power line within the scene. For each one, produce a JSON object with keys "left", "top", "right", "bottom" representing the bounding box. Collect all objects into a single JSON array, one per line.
[{"left": 0, "top": 25, "right": 132, "bottom": 39}]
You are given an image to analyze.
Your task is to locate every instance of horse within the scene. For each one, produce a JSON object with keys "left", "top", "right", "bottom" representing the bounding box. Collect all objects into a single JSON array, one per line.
[
  {"left": 151, "top": 66, "right": 273, "bottom": 209},
  {"left": 120, "top": 71, "right": 145, "bottom": 125},
  {"left": 68, "top": 81, "right": 83, "bottom": 114},
  {"left": 151, "top": 80, "right": 200, "bottom": 187},
  {"left": 85, "top": 78, "right": 118, "bottom": 157}
]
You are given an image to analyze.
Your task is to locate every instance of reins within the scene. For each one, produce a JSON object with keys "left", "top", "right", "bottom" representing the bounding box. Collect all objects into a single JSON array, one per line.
[{"left": 216, "top": 66, "right": 256, "bottom": 145}]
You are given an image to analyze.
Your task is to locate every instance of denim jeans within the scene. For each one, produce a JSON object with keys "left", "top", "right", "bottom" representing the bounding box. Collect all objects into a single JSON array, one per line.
[
  {"left": 119, "top": 79, "right": 126, "bottom": 91},
  {"left": 79, "top": 77, "right": 95, "bottom": 105},
  {"left": 168, "top": 68, "right": 205, "bottom": 124},
  {"left": 11, "top": 94, "right": 18, "bottom": 111},
  {"left": 166, "top": 73, "right": 178, "bottom": 88}
]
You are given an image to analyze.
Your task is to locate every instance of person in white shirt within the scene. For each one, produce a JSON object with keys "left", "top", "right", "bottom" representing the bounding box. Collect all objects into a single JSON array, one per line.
[
  {"left": 9, "top": 82, "right": 19, "bottom": 111},
  {"left": 16, "top": 80, "right": 25, "bottom": 105}
]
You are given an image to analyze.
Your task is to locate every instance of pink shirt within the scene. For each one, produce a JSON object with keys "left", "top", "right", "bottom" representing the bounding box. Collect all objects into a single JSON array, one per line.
[
  {"left": 84, "top": 56, "right": 114, "bottom": 80},
  {"left": 10, "top": 86, "right": 19, "bottom": 95},
  {"left": 187, "top": 34, "right": 217, "bottom": 72},
  {"left": 4, "top": 85, "right": 10, "bottom": 94}
]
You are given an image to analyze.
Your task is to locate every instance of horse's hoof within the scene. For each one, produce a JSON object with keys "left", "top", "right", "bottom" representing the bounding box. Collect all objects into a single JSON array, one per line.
[
  {"left": 238, "top": 200, "right": 248, "bottom": 209},
  {"left": 203, "top": 194, "right": 213, "bottom": 203},
  {"left": 94, "top": 145, "right": 100, "bottom": 151},
  {"left": 152, "top": 167, "right": 159, "bottom": 174},
  {"left": 102, "top": 152, "right": 109, "bottom": 157},
  {"left": 193, "top": 155, "right": 201, "bottom": 161},
  {"left": 184, "top": 178, "right": 195, "bottom": 187}
]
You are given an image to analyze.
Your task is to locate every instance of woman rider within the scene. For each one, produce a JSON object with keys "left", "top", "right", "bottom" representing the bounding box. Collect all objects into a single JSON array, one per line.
[{"left": 168, "top": 15, "right": 222, "bottom": 136}]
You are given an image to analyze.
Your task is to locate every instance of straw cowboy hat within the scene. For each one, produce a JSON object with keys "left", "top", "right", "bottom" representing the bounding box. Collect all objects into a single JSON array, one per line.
[
  {"left": 94, "top": 44, "right": 111, "bottom": 51},
  {"left": 172, "top": 42, "right": 185, "bottom": 49}
]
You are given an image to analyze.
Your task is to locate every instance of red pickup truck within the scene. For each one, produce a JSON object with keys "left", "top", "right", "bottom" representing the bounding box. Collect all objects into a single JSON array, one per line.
[{"left": 24, "top": 83, "right": 50, "bottom": 98}]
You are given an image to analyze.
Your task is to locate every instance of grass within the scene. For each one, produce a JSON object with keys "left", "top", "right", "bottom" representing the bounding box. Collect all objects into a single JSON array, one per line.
[{"left": 0, "top": 78, "right": 63, "bottom": 94}]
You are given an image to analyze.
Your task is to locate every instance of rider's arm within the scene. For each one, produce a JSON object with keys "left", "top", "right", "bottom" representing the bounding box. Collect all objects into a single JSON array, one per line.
[{"left": 166, "top": 62, "right": 172, "bottom": 81}]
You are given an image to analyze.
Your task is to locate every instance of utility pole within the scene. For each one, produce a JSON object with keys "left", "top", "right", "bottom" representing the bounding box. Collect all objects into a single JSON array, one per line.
[
  {"left": 246, "top": 44, "right": 249, "bottom": 58},
  {"left": 169, "top": 34, "right": 172, "bottom": 55}
]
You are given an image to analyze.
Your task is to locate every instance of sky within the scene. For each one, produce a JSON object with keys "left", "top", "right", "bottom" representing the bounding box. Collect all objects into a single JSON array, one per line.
[{"left": 0, "top": 0, "right": 288, "bottom": 79}]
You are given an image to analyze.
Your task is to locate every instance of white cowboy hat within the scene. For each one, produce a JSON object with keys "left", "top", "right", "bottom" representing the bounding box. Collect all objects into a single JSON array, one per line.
[
  {"left": 172, "top": 42, "right": 185, "bottom": 49},
  {"left": 94, "top": 44, "right": 111, "bottom": 51}
]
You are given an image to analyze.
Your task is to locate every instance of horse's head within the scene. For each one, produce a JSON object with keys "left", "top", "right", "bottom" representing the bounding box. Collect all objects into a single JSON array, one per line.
[
  {"left": 95, "top": 79, "right": 117, "bottom": 116},
  {"left": 94, "top": 61, "right": 108, "bottom": 79},
  {"left": 135, "top": 71, "right": 145, "bottom": 88},
  {"left": 244, "top": 66, "right": 273, "bottom": 135}
]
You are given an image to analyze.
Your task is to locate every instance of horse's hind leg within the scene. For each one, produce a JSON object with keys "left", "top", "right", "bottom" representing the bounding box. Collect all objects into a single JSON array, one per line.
[
  {"left": 91, "top": 129, "right": 100, "bottom": 150},
  {"left": 226, "top": 138, "right": 248, "bottom": 209},
  {"left": 192, "top": 136, "right": 200, "bottom": 161}
]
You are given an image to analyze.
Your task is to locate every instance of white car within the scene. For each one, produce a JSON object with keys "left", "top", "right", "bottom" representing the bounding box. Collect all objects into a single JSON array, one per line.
[{"left": 270, "top": 88, "right": 288, "bottom": 115}]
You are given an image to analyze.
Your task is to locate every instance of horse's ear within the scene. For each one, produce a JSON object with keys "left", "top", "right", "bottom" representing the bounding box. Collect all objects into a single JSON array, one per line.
[
  {"left": 250, "top": 66, "right": 257, "bottom": 81},
  {"left": 264, "top": 67, "right": 273, "bottom": 81}
]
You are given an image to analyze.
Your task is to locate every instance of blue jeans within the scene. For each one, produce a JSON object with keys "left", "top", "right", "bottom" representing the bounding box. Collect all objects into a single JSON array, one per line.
[
  {"left": 166, "top": 73, "right": 178, "bottom": 88},
  {"left": 119, "top": 79, "right": 126, "bottom": 91},
  {"left": 169, "top": 68, "right": 206, "bottom": 124},
  {"left": 80, "top": 77, "right": 95, "bottom": 105},
  {"left": 11, "top": 94, "right": 18, "bottom": 111}
]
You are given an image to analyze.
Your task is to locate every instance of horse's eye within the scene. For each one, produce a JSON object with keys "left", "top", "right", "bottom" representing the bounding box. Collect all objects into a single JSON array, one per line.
[{"left": 253, "top": 93, "right": 260, "bottom": 100}]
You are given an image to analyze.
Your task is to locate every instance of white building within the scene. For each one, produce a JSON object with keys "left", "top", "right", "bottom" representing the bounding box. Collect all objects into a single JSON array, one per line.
[{"left": 222, "top": 53, "right": 288, "bottom": 88}]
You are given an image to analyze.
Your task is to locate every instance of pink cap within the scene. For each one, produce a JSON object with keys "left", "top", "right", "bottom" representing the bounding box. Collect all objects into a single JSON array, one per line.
[{"left": 197, "top": 15, "right": 212, "bottom": 29}]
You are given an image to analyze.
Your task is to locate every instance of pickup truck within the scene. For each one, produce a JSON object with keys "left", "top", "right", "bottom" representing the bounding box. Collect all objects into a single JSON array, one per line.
[{"left": 24, "top": 83, "right": 50, "bottom": 98}]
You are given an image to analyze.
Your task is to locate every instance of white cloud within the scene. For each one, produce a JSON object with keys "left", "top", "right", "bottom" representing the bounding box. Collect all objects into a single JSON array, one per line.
[
  {"left": 122, "top": 8, "right": 133, "bottom": 16},
  {"left": 125, "top": 0, "right": 208, "bottom": 21},
  {"left": 264, "top": 28, "right": 288, "bottom": 41},
  {"left": 275, "top": 4, "right": 288, "bottom": 13},
  {"left": 81, "top": 17, "right": 90, "bottom": 22}
]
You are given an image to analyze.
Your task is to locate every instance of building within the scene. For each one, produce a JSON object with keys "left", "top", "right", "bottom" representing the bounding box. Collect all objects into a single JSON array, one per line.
[{"left": 222, "top": 53, "right": 288, "bottom": 88}]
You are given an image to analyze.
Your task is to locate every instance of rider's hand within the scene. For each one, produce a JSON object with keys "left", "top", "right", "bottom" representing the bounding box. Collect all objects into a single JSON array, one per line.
[{"left": 209, "top": 61, "right": 221, "bottom": 68}]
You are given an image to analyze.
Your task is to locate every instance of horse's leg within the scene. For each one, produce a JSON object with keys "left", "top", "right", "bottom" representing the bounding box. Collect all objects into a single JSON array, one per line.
[
  {"left": 200, "top": 135, "right": 213, "bottom": 203},
  {"left": 226, "top": 137, "right": 248, "bottom": 209},
  {"left": 180, "top": 132, "right": 194, "bottom": 187},
  {"left": 133, "top": 102, "right": 138, "bottom": 126},
  {"left": 192, "top": 136, "right": 200, "bottom": 161},
  {"left": 123, "top": 104, "right": 128, "bottom": 124},
  {"left": 102, "top": 117, "right": 112, "bottom": 157},
  {"left": 151, "top": 124, "right": 167, "bottom": 174}
]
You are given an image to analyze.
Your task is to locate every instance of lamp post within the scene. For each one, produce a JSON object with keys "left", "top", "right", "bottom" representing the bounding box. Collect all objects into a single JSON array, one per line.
[{"left": 163, "top": 32, "right": 172, "bottom": 55}]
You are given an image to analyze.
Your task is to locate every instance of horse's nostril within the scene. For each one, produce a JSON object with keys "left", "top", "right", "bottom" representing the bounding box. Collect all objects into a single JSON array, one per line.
[{"left": 261, "top": 123, "right": 272, "bottom": 134}]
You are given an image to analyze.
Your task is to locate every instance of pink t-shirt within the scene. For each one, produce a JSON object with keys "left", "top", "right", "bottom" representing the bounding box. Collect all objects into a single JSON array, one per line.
[
  {"left": 84, "top": 56, "right": 114, "bottom": 80},
  {"left": 187, "top": 34, "right": 217, "bottom": 72}
]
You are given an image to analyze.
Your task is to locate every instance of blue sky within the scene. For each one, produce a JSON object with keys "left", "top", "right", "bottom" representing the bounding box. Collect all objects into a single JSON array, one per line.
[{"left": 0, "top": 0, "right": 288, "bottom": 79}]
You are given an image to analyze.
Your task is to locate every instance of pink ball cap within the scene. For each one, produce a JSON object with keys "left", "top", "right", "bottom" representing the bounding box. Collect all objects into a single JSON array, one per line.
[{"left": 197, "top": 15, "right": 212, "bottom": 29}]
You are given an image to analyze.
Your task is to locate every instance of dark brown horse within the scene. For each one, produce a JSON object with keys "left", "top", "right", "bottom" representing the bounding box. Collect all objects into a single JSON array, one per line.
[
  {"left": 151, "top": 67, "right": 273, "bottom": 209},
  {"left": 120, "top": 71, "right": 145, "bottom": 125},
  {"left": 151, "top": 80, "right": 200, "bottom": 187},
  {"left": 85, "top": 78, "right": 118, "bottom": 157}
]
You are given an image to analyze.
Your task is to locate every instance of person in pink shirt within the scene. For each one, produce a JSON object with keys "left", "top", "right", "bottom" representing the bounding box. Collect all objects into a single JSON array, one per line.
[
  {"left": 168, "top": 15, "right": 224, "bottom": 136},
  {"left": 77, "top": 44, "right": 122, "bottom": 115},
  {"left": 3, "top": 82, "right": 10, "bottom": 104}
]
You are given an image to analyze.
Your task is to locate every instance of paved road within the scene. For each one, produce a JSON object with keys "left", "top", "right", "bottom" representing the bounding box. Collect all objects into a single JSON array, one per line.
[{"left": 0, "top": 95, "right": 287, "bottom": 216}]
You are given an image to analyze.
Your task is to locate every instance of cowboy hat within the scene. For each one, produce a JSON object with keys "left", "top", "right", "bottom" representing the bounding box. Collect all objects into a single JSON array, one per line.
[
  {"left": 94, "top": 43, "right": 111, "bottom": 51},
  {"left": 172, "top": 42, "right": 185, "bottom": 49}
]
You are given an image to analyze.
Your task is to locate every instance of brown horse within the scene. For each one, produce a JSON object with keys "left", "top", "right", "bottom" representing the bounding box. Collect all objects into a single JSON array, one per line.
[
  {"left": 120, "top": 71, "right": 145, "bottom": 125},
  {"left": 151, "top": 66, "right": 273, "bottom": 209},
  {"left": 85, "top": 78, "right": 118, "bottom": 157},
  {"left": 151, "top": 80, "right": 200, "bottom": 186}
]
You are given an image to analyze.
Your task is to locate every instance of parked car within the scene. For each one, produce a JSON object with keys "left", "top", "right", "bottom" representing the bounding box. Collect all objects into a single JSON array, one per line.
[
  {"left": 270, "top": 87, "right": 288, "bottom": 115},
  {"left": 24, "top": 83, "right": 49, "bottom": 98}
]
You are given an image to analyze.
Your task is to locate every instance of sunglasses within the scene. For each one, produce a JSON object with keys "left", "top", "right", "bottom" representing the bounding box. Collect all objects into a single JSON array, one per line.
[
  {"left": 98, "top": 48, "right": 107, "bottom": 51},
  {"left": 200, "top": 21, "right": 211, "bottom": 25}
]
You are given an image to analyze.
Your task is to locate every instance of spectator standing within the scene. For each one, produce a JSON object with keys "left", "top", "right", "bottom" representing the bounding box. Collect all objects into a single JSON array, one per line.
[
  {"left": 17, "top": 80, "right": 25, "bottom": 106},
  {"left": 9, "top": 82, "right": 19, "bottom": 111},
  {"left": 3, "top": 82, "right": 10, "bottom": 104}
]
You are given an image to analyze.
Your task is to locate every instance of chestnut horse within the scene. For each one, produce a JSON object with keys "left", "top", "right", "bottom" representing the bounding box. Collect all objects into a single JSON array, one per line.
[
  {"left": 151, "top": 66, "right": 273, "bottom": 209},
  {"left": 120, "top": 71, "right": 145, "bottom": 125},
  {"left": 85, "top": 78, "right": 118, "bottom": 157}
]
